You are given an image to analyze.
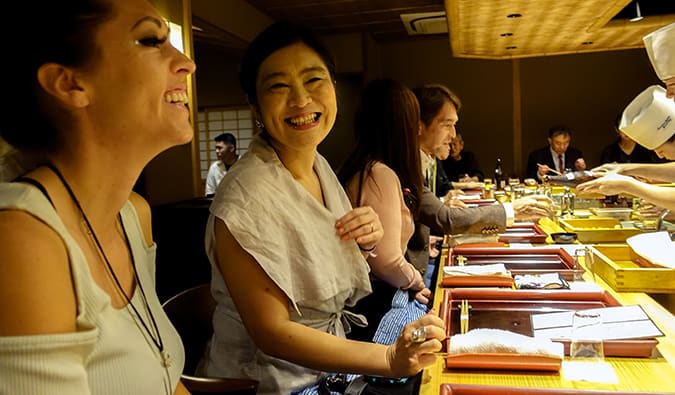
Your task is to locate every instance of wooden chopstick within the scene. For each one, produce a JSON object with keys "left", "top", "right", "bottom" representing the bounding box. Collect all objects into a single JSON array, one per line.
[
  {"left": 460, "top": 300, "right": 469, "bottom": 334},
  {"left": 537, "top": 163, "right": 563, "bottom": 176}
]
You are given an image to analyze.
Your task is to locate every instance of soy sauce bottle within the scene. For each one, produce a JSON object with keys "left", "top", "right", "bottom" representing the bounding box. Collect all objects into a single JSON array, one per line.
[{"left": 494, "top": 158, "right": 505, "bottom": 190}]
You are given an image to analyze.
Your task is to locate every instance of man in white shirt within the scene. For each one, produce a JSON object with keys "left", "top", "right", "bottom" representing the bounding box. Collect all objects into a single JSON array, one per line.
[{"left": 205, "top": 133, "right": 238, "bottom": 197}]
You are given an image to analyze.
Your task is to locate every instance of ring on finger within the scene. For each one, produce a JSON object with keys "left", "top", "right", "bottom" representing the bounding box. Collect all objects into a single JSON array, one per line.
[
  {"left": 370, "top": 223, "right": 374, "bottom": 233},
  {"left": 411, "top": 326, "right": 426, "bottom": 343}
]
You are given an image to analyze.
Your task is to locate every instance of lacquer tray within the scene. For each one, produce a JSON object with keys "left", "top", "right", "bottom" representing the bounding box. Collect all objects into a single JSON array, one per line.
[
  {"left": 439, "top": 288, "right": 659, "bottom": 360},
  {"left": 558, "top": 218, "right": 642, "bottom": 243},
  {"left": 440, "top": 273, "right": 514, "bottom": 288},
  {"left": 439, "top": 383, "right": 675, "bottom": 395},
  {"left": 590, "top": 244, "right": 675, "bottom": 293},
  {"left": 444, "top": 246, "right": 582, "bottom": 282},
  {"left": 498, "top": 222, "right": 548, "bottom": 244}
]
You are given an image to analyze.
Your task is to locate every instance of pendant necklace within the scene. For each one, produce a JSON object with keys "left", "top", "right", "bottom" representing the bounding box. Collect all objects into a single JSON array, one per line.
[{"left": 45, "top": 163, "right": 172, "bottom": 369}]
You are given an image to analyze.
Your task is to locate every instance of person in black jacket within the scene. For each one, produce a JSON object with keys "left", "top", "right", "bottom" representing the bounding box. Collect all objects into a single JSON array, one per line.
[
  {"left": 441, "top": 133, "right": 484, "bottom": 183},
  {"left": 600, "top": 116, "right": 665, "bottom": 165},
  {"left": 526, "top": 125, "right": 586, "bottom": 181}
]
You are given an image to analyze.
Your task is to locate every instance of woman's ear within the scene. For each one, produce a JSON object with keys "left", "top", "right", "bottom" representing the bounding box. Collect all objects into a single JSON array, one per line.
[{"left": 36, "top": 63, "right": 89, "bottom": 108}]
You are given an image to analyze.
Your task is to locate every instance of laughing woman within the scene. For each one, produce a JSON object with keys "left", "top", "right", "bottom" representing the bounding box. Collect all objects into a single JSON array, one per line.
[
  {"left": 199, "top": 21, "right": 445, "bottom": 394},
  {"left": 337, "top": 78, "right": 430, "bottom": 342},
  {"left": 0, "top": 0, "right": 196, "bottom": 394}
]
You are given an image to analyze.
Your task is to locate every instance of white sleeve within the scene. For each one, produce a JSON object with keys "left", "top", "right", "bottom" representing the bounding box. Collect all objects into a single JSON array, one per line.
[{"left": 205, "top": 165, "right": 217, "bottom": 195}]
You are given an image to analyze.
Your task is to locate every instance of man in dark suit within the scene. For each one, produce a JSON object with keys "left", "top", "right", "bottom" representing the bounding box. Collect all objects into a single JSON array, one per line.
[{"left": 526, "top": 125, "right": 586, "bottom": 181}]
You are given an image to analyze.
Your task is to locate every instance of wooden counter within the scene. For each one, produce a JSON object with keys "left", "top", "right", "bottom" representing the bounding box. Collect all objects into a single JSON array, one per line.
[{"left": 421, "top": 218, "right": 675, "bottom": 394}]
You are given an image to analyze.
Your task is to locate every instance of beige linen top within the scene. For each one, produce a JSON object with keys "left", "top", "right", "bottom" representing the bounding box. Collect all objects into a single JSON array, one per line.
[{"left": 200, "top": 136, "right": 372, "bottom": 395}]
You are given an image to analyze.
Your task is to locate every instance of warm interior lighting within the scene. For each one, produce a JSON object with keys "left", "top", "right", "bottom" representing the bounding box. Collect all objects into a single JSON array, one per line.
[
  {"left": 168, "top": 21, "right": 184, "bottom": 54},
  {"left": 630, "top": 1, "right": 644, "bottom": 22}
]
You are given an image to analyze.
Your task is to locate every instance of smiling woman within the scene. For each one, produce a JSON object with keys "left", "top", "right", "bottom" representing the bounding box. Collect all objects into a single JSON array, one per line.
[
  {"left": 198, "top": 20, "right": 446, "bottom": 395},
  {"left": 0, "top": 0, "right": 195, "bottom": 394}
]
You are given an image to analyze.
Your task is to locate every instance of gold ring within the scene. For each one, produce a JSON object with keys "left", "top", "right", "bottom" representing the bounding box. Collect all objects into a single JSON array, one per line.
[
  {"left": 370, "top": 223, "right": 374, "bottom": 233},
  {"left": 411, "top": 326, "right": 426, "bottom": 343}
]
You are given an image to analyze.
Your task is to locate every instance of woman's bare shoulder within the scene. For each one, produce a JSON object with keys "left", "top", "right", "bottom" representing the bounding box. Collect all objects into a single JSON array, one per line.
[{"left": 0, "top": 210, "right": 77, "bottom": 335}]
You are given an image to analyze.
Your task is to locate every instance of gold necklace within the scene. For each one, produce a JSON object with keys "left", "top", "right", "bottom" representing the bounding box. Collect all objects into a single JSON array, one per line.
[{"left": 46, "top": 163, "right": 171, "bottom": 368}]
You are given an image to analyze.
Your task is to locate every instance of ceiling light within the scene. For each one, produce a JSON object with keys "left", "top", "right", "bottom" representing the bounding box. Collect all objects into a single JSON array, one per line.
[{"left": 630, "top": 1, "right": 644, "bottom": 22}]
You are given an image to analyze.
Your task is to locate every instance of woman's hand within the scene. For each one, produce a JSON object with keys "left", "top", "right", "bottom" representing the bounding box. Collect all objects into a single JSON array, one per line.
[
  {"left": 576, "top": 172, "right": 634, "bottom": 196},
  {"left": 385, "top": 312, "right": 446, "bottom": 377},
  {"left": 428, "top": 235, "right": 443, "bottom": 258},
  {"left": 590, "top": 163, "right": 625, "bottom": 176},
  {"left": 335, "top": 206, "right": 383, "bottom": 251},
  {"left": 413, "top": 287, "right": 432, "bottom": 305}
]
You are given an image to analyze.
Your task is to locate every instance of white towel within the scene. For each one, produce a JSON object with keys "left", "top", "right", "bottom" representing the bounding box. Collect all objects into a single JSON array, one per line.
[
  {"left": 444, "top": 263, "right": 508, "bottom": 276},
  {"left": 450, "top": 328, "right": 564, "bottom": 358}
]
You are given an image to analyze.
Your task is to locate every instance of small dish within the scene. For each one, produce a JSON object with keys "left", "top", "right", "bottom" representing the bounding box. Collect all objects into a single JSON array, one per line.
[
  {"left": 574, "top": 211, "right": 592, "bottom": 219},
  {"left": 550, "top": 232, "right": 578, "bottom": 244}
]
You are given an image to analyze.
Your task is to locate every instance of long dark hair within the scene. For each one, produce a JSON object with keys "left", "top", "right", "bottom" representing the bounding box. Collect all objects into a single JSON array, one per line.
[
  {"left": 1, "top": 0, "right": 113, "bottom": 154},
  {"left": 338, "top": 78, "right": 423, "bottom": 215}
]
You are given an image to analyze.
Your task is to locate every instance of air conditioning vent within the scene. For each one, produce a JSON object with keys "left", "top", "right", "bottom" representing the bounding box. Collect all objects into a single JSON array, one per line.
[{"left": 400, "top": 11, "right": 447, "bottom": 35}]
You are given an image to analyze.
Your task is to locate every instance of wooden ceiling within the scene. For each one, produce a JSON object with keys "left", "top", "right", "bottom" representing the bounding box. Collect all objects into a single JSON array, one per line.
[
  {"left": 446, "top": 0, "right": 675, "bottom": 59},
  {"left": 194, "top": 0, "right": 675, "bottom": 59},
  {"left": 244, "top": 0, "right": 444, "bottom": 41}
]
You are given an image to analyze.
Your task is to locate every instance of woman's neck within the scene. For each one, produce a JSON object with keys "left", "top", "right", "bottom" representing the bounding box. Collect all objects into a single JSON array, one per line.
[
  {"left": 273, "top": 144, "right": 324, "bottom": 205},
  {"left": 48, "top": 151, "right": 141, "bottom": 227}
]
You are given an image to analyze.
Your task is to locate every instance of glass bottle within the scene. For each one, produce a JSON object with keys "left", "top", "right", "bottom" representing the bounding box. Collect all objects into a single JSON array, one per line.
[
  {"left": 561, "top": 186, "right": 575, "bottom": 216},
  {"left": 494, "top": 158, "right": 505, "bottom": 190}
]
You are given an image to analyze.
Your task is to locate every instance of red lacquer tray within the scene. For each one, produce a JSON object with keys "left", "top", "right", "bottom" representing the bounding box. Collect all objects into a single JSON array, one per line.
[
  {"left": 439, "top": 288, "right": 659, "bottom": 361},
  {"left": 440, "top": 274, "right": 514, "bottom": 288},
  {"left": 498, "top": 222, "right": 549, "bottom": 244},
  {"left": 440, "top": 383, "right": 675, "bottom": 395},
  {"left": 445, "top": 246, "right": 582, "bottom": 281}
]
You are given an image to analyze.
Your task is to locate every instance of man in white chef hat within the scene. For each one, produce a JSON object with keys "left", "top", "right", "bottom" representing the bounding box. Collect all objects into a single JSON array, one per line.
[
  {"left": 576, "top": 84, "right": 675, "bottom": 211},
  {"left": 620, "top": 85, "right": 675, "bottom": 158},
  {"left": 577, "top": 22, "right": 675, "bottom": 219},
  {"left": 644, "top": 22, "right": 675, "bottom": 101}
]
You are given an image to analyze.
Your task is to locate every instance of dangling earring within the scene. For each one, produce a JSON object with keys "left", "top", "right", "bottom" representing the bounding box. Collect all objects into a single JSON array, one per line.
[{"left": 255, "top": 119, "right": 264, "bottom": 130}]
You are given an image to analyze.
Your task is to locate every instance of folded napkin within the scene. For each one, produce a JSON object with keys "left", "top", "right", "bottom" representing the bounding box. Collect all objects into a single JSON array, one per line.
[
  {"left": 626, "top": 231, "right": 675, "bottom": 269},
  {"left": 450, "top": 328, "right": 564, "bottom": 358},
  {"left": 444, "top": 263, "right": 509, "bottom": 276}
]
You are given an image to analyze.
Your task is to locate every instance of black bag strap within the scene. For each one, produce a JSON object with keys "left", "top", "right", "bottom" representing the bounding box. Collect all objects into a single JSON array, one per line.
[{"left": 344, "top": 376, "right": 369, "bottom": 395}]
